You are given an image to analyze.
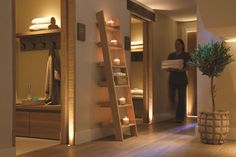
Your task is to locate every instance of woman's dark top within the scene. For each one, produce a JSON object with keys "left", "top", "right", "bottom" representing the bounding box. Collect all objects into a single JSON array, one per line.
[{"left": 168, "top": 52, "right": 190, "bottom": 85}]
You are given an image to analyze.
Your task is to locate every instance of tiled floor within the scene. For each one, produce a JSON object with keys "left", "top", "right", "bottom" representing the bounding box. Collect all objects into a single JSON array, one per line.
[
  {"left": 16, "top": 137, "right": 60, "bottom": 156},
  {"left": 17, "top": 118, "right": 236, "bottom": 157}
]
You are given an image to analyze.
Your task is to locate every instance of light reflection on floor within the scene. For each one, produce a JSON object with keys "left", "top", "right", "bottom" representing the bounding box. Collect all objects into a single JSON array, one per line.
[{"left": 16, "top": 137, "right": 60, "bottom": 156}]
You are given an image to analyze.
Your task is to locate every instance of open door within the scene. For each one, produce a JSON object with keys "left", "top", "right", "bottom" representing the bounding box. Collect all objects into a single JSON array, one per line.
[{"left": 130, "top": 15, "right": 153, "bottom": 124}]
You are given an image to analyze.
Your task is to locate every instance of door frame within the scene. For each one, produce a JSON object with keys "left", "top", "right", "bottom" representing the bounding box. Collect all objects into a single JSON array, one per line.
[
  {"left": 130, "top": 14, "right": 153, "bottom": 123},
  {"left": 12, "top": 0, "right": 76, "bottom": 146}
]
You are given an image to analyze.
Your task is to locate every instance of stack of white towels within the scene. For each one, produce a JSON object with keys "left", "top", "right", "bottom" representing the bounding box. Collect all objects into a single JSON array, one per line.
[
  {"left": 131, "top": 88, "right": 143, "bottom": 98},
  {"left": 113, "top": 72, "right": 126, "bottom": 77},
  {"left": 29, "top": 17, "right": 52, "bottom": 31},
  {"left": 161, "top": 59, "right": 184, "bottom": 70}
]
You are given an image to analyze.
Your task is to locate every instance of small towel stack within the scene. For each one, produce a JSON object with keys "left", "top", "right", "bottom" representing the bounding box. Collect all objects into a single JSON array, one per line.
[
  {"left": 161, "top": 59, "right": 184, "bottom": 70},
  {"left": 29, "top": 17, "right": 52, "bottom": 31},
  {"left": 113, "top": 72, "right": 126, "bottom": 77},
  {"left": 114, "top": 72, "right": 127, "bottom": 85},
  {"left": 131, "top": 88, "right": 143, "bottom": 98}
]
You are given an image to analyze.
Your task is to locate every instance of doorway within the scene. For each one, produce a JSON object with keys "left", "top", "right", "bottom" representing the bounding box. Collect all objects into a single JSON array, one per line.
[
  {"left": 13, "top": 0, "right": 76, "bottom": 155},
  {"left": 130, "top": 15, "right": 153, "bottom": 123},
  {"left": 186, "top": 31, "right": 197, "bottom": 117}
]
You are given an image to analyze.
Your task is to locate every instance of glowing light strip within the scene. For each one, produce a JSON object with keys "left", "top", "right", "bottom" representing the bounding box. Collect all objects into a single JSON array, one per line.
[
  {"left": 148, "top": 97, "right": 153, "bottom": 123},
  {"left": 69, "top": 108, "right": 74, "bottom": 145},
  {"left": 225, "top": 38, "right": 236, "bottom": 43}
]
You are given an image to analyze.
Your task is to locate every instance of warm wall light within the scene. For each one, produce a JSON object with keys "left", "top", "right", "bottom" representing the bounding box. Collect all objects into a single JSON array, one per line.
[
  {"left": 148, "top": 97, "right": 153, "bottom": 123},
  {"left": 225, "top": 38, "right": 236, "bottom": 43},
  {"left": 68, "top": 98, "right": 75, "bottom": 145}
]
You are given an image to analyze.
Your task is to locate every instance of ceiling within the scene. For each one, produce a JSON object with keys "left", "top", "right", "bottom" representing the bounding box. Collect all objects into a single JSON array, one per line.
[{"left": 136, "top": 0, "right": 197, "bottom": 22}]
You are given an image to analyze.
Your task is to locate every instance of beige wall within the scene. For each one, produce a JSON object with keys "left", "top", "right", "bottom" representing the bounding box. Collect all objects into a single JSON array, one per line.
[
  {"left": 196, "top": 9, "right": 221, "bottom": 113},
  {"left": 216, "top": 42, "right": 236, "bottom": 139},
  {"left": 197, "top": 0, "right": 236, "bottom": 29},
  {"left": 16, "top": 0, "right": 60, "bottom": 100},
  {"left": 76, "top": 0, "right": 130, "bottom": 144},
  {"left": 131, "top": 22, "right": 143, "bottom": 89},
  {"left": 153, "top": 11, "right": 178, "bottom": 122},
  {"left": 0, "top": 0, "right": 15, "bottom": 156},
  {"left": 177, "top": 21, "right": 197, "bottom": 48},
  {"left": 197, "top": 8, "right": 236, "bottom": 140}
]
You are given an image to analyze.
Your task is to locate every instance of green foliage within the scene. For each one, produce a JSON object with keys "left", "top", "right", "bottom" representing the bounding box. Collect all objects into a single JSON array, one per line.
[
  {"left": 189, "top": 41, "right": 234, "bottom": 112},
  {"left": 189, "top": 41, "right": 234, "bottom": 78}
]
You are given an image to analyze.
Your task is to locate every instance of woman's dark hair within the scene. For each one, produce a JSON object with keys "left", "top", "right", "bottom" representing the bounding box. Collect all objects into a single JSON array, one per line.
[{"left": 175, "top": 38, "right": 185, "bottom": 52}]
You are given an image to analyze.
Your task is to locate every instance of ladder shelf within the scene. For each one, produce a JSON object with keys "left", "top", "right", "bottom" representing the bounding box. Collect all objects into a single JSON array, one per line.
[{"left": 96, "top": 10, "right": 138, "bottom": 141}]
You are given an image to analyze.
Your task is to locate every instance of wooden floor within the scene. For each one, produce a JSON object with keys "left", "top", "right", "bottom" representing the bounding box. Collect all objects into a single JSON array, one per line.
[
  {"left": 17, "top": 118, "right": 236, "bottom": 157},
  {"left": 16, "top": 137, "right": 60, "bottom": 155}
]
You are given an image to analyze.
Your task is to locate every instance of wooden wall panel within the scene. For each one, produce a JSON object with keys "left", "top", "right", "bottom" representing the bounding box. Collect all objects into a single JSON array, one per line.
[
  {"left": 30, "top": 112, "right": 61, "bottom": 140},
  {"left": 15, "top": 111, "right": 29, "bottom": 137}
]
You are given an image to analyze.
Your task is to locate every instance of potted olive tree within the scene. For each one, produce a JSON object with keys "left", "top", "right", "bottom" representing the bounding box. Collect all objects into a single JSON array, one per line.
[{"left": 189, "top": 41, "right": 234, "bottom": 144}]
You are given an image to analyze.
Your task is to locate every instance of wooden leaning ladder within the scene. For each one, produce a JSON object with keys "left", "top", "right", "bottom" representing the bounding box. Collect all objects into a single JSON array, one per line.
[{"left": 96, "top": 10, "right": 138, "bottom": 141}]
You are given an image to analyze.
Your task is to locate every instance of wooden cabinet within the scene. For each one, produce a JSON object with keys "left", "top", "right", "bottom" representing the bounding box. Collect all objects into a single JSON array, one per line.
[
  {"left": 30, "top": 112, "right": 60, "bottom": 139},
  {"left": 16, "top": 105, "right": 61, "bottom": 140},
  {"left": 16, "top": 111, "right": 30, "bottom": 137}
]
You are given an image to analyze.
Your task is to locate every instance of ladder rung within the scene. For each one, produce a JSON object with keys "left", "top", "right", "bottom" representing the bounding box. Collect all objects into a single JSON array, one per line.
[
  {"left": 97, "top": 62, "right": 126, "bottom": 68},
  {"left": 98, "top": 102, "right": 132, "bottom": 108},
  {"left": 109, "top": 45, "right": 122, "bottom": 50},
  {"left": 115, "top": 84, "right": 129, "bottom": 88},
  {"left": 112, "top": 65, "right": 126, "bottom": 68},
  {"left": 121, "top": 123, "right": 136, "bottom": 128},
  {"left": 105, "top": 25, "right": 120, "bottom": 32},
  {"left": 118, "top": 104, "right": 132, "bottom": 108},
  {"left": 96, "top": 42, "right": 122, "bottom": 50},
  {"left": 96, "top": 22, "right": 120, "bottom": 32}
]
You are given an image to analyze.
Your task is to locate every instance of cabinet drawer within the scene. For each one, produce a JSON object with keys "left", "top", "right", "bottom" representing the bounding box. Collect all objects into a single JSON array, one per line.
[
  {"left": 16, "top": 111, "right": 30, "bottom": 137},
  {"left": 30, "top": 112, "right": 60, "bottom": 140}
]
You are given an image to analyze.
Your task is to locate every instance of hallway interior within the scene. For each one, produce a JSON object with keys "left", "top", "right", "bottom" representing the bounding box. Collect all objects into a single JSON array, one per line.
[{"left": 17, "top": 118, "right": 236, "bottom": 157}]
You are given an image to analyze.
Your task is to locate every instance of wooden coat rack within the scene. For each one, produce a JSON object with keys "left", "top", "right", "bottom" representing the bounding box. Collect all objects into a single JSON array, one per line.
[{"left": 16, "top": 29, "right": 60, "bottom": 51}]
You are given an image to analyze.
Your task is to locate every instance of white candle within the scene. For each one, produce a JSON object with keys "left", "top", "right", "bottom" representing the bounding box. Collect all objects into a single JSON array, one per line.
[
  {"left": 113, "top": 58, "right": 120, "bottom": 66},
  {"left": 119, "top": 97, "right": 126, "bottom": 105},
  {"left": 110, "top": 39, "right": 118, "bottom": 46},
  {"left": 107, "top": 20, "right": 114, "bottom": 26},
  {"left": 123, "top": 116, "right": 129, "bottom": 125}
]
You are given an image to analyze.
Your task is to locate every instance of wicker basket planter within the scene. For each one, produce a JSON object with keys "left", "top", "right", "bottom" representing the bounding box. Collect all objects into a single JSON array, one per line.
[{"left": 198, "top": 111, "right": 230, "bottom": 144}]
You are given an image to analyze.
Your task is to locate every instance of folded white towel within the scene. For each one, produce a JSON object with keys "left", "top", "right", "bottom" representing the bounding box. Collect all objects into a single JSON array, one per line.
[
  {"left": 161, "top": 59, "right": 183, "bottom": 69},
  {"left": 32, "top": 17, "right": 52, "bottom": 24},
  {"left": 131, "top": 88, "right": 143, "bottom": 95},
  {"left": 162, "top": 59, "right": 183, "bottom": 65},
  {"left": 29, "top": 24, "right": 50, "bottom": 31},
  {"left": 113, "top": 72, "right": 126, "bottom": 77}
]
